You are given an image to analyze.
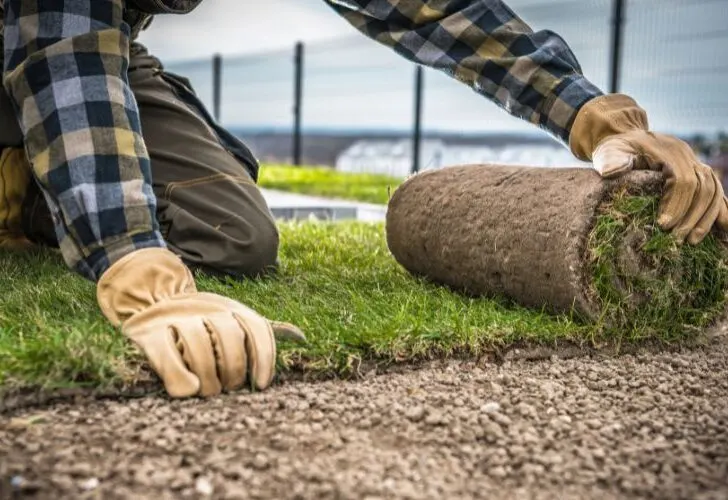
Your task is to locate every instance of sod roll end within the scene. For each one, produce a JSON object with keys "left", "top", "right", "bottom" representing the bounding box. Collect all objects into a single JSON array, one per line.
[{"left": 385, "top": 164, "right": 728, "bottom": 337}]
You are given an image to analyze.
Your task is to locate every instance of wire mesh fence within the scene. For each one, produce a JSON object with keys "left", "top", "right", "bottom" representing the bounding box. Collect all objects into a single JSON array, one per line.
[
  {"left": 620, "top": 0, "right": 728, "bottom": 135},
  {"left": 163, "top": 0, "right": 728, "bottom": 177}
]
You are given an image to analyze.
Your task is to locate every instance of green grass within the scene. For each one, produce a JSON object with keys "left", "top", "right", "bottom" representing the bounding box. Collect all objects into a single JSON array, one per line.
[
  {"left": 588, "top": 189, "right": 728, "bottom": 339},
  {"left": 257, "top": 164, "right": 403, "bottom": 205},
  {"left": 0, "top": 221, "right": 594, "bottom": 394}
]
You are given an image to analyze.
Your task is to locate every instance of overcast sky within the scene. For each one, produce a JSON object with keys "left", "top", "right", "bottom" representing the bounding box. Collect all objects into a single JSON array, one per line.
[
  {"left": 136, "top": 1, "right": 728, "bottom": 137},
  {"left": 137, "top": 1, "right": 355, "bottom": 62}
]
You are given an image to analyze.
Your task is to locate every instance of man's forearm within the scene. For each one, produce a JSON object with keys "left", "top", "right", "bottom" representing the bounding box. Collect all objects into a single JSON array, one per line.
[
  {"left": 2, "top": 0, "right": 166, "bottom": 281},
  {"left": 323, "top": 0, "right": 604, "bottom": 145}
]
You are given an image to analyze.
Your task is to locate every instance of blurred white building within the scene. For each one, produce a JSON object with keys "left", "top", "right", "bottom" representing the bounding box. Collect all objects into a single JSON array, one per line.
[{"left": 335, "top": 139, "right": 589, "bottom": 177}]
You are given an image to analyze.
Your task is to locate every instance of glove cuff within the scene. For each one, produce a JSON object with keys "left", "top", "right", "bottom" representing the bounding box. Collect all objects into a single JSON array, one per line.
[
  {"left": 97, "top": 247, "right": 197, "bottom": 326},
  {"left": 568, "top": 94, "right": 649, "bottom": 162}
]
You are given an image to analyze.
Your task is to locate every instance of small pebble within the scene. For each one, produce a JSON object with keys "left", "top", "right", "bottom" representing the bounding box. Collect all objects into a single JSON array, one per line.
[
  {"left": 79, "top": 478, "right": 99, "bottom": 491},
  {"left": 252, "top": 453, "right": 269, "bottom": 470},
  {"left": 405, "top": 406, "right": 426, "bottom": 422},
  {"left": 424, "top": 412, "right": 446, "bottom": 426},
  {"left": 489, "top": 466, "right": 507, "bottom": 478},
  {"left": 481, "top": 402, "right": 501, "bottom": 414},
  {"left": 195, "top": 477, "right": 214, "bottom": 496}
]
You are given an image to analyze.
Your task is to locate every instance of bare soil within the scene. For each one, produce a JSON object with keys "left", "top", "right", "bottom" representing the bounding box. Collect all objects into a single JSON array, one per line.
[{"left": 2, "top": 337, "right": 727, "bottom": 500}]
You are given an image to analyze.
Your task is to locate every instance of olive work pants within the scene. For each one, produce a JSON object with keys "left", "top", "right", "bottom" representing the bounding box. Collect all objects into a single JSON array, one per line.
[{"left": 0, "top": 43, "right": 279, "bottom": 279}]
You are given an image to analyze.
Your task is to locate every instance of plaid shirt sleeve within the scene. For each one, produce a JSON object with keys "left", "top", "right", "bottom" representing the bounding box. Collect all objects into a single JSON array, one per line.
[
  {"left": 323, "top": 0, "right": 605, "bottom": 145},
  {"left": 2, "top": 0, "right": 166, "bottom": 282}
]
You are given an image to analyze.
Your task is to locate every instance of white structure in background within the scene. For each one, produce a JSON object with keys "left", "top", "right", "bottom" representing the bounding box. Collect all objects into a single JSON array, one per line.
[{"left": 335, "top": 138, "right": 589, "bottom": 177}]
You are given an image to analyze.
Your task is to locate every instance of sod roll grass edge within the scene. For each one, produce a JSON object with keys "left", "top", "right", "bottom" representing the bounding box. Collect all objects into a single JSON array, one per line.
[{"left": 385, "top": 165, "right": 728, "bottom": 338}]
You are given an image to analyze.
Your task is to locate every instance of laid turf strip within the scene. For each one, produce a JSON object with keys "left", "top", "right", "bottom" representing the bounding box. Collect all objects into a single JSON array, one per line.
[
  {"left": 386, "top": 165, "right": 728, "bottom": 338},
  {"left": 0, "top": 222, "right": 588, "bottom": 393}
]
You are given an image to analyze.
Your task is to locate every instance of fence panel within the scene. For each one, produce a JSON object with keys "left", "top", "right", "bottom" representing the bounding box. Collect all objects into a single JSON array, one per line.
[
  {"left": 300, "top": 36, "right": 414, "bottom": 133},
  {"left": 161, "top": 0, "right": 728, "bottom": 174},
  {"left": 620, "top": 0, "right": 728, "bottom": 138},
  {"left": 216, "top": 48, "right": 296, "bottom": 131},
  {"left": 293, "top": 36, "right": 416, "bottom": 176},
  {"left": 164, "top": 57, "right": 216, "bottom": 113}
]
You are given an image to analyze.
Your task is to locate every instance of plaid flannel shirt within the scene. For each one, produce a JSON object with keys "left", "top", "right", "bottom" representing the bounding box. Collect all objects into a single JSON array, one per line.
[
  {"left": 324, "top": 0, "right": 604, "bottom": 144},
  {"left": 2, "top": 0, "right": 166, "bottom": 281}
]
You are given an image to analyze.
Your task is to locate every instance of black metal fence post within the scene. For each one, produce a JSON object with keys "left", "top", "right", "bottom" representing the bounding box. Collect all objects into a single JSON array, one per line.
[
  {"left": 609, "top": 0, "right": 625, "bottom": 93},
  {"left": 293, "top": 41, "right": 304, "bottom": 166},
  {"left": 212, "top": 53, "right": 222, "bottom": 122},
  {"left": 412, "top": 65, "right": 424, "bottom": 174}
]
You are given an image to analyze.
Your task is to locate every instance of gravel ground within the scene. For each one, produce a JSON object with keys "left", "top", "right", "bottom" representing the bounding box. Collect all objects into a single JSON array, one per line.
[{"left": 2, "top": 337, "right": 727, "bottom": 500}]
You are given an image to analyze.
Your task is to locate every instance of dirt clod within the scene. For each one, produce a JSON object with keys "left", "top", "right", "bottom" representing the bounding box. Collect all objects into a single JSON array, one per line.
[{"left": 2, "top": 338, "right": 728, "bottom": 499}]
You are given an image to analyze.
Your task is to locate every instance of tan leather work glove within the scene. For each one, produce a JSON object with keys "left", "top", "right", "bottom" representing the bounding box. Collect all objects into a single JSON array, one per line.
[
  {"left": 97, "top": 247, "right": 305, "bottom": 398},
  {"left": 570, "top": 94, "right": 728, "bottom": 245},
  {"left": 0, "top": 147, "right": 34, "bottom": 250}
]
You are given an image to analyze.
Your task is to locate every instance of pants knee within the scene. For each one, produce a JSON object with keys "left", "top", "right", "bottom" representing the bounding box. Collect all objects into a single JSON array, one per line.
[
  {"left": 166, "top": 204, "right": 280, "bottom": 280},
  {"left": 222, "top": 213, "right": 280, "bottom": 278}
]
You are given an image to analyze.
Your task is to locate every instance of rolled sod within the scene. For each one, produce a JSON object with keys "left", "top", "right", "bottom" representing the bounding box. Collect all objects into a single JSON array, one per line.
[{"left": 385, "top": 164, "right": 728, "bottom": 336}]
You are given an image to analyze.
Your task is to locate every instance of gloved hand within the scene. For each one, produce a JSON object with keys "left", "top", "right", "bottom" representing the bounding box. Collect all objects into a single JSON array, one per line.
[
  {"left": 0, "top": 147, "right": 34, "bottom": 250},
  {"left": 569, "top": 94, "right": 728, "bottom": 245},
  {"left": 96, "top": 247, "right": 305, "bottom": 398}
]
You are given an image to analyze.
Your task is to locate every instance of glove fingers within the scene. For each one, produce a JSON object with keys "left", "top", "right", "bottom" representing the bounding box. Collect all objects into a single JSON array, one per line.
[
  {"left": 204, "top": 314, "right": 248, "bottom": 392},
  {"left": 658, "top": 162, "right": 700, "bottom": 231},
  {"left": 716, "top": 197, "right": 728, "bottom": 233},
  {"left": 670, "top": 164, "right": 715, "bottom": 243},
  {"left": 175, "top": 320, "right": 222, "bottom": 397},
  {"left": 235, "top": 314, "right": 276, "bottom": 391},
  {"left": 171, "top": 292, "right": 285, "bottom": 391},
  {"left": 133, "top": 329, "right": 201, "bottom": 398},
  {"left": 687, "top": 169, "right": 723, "bottom": 245}
]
